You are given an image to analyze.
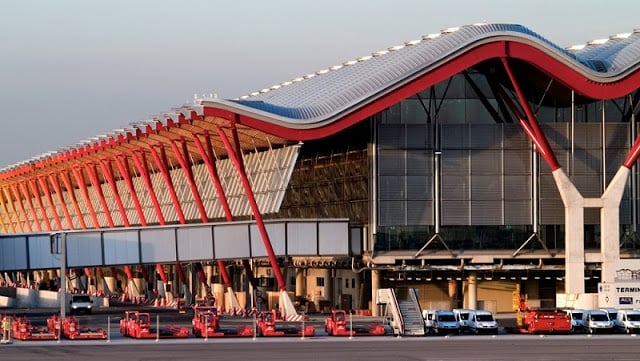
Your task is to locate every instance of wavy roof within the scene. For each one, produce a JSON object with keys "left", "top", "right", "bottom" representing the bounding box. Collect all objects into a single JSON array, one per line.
[
  {"left": 202, "top": 23, "right": 640, "bottom": 130},
  {"left": 3, "top": 23, "right": 640, "bottom": 173}
]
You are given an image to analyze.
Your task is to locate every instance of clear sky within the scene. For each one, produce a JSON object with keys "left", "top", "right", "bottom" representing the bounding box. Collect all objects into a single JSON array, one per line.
[{"left": 0, "top": 0, "right": 637, "bottom": 167}]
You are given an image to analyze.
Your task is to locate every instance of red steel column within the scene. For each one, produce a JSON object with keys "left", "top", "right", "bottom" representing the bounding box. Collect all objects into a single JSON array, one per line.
[
  {"left": 130, "top": 149, "right": 165, "bottom": 225},
  {"left": 97, "top": 158, "right": 130, "bottom": 227},
  {"left": 148, "top": 144, "right": 185, "bottom": 224},
  {"left": 71, "top": 167, "right": 100, "bottom": 229},
  {"left": 130, "top": 149, "right": 167, "bottom": 293},
  {"left": 501, "top": 57, "right": 560, "bottom": 171},
  {"left": 28, "top": 179, "right": 52, "bottom": 231},
  {"left": 10, "top": 184, "right": 32, "bottom": 232},
  {"left": 192, "top": 132, "right": 235, "bottom": 288},
  {"left": 84, "top": 163, "right": 115, "bottom": 228},
  {"left": 48, "top": 173, "right": 74, "bottom": 229},
  {"left": 37, "top": 176, "right": 63, "bottom": 230},
  {"left": 113, "top": 154, "right": 147, "bottom": 226},
  {"left": 217, "top": 125, "right": 287, "bottom": 291},
  {"left": 19, "top": 182, "right": 42, "bottom": 231},
  {"left": 59, "top": 171, "right": 88, "bottom": 229},
  {"left": 624, "top": 133, "right": 640, "bottom": 169}
]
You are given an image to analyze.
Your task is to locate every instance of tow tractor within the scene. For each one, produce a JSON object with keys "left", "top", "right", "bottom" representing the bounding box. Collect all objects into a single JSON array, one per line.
[
  {"left": 12, "top": 316, "right": 58, "bottom": 340},
  {"left": 255, "top": 310, "right": 315, "bottom": 337},
  {"left": 47, "top": 315, "right": 107, "bottom": 340},
  {"left": 119, "top": 311, "right": 189, "bottom": 339},
  {"left": 514, "top": 308, "right": 572, "bottom": 334},
  {"left": 324, "top": 310, "right": 386, "bottom": 336},
  {"left": 192, "top": 306, "right": 254, "bottom": 338}
]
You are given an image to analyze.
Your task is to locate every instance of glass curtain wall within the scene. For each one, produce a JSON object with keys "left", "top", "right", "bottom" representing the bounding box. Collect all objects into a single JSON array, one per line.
[{"left": 374, "top": 71, "right": 635, "bottom": 252}]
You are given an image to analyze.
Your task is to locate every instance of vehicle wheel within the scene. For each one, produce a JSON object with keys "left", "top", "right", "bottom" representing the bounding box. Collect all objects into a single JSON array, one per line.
[{"left": 589, "top": 328, "right": 594, "bottom": 334}]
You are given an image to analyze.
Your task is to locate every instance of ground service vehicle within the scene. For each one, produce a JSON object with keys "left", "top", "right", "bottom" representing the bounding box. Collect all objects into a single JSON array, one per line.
[
  {"left": 69, "top": 294, "right": 93, "bottom": 315},
  {"left": 191, "top": 307, "right": 253, "bottom": 338},
  {"left": 563, "top": 309, "right": 586, "bottom": 333},
  {"left": 12, "top": 316, "right": 58, "bottom": 340},
  {"left": 48, "top": 315, "right": 107, "bottom": 340},
  {"left": 615, "top": 309, "right": 640, "bottom": 334},
  {"left": 453, "top": 309, "right": 474, "bottom": 333},
  {"left": 256, "top": 310, "right": 315, "bottom": 337},
  {"left": 518, "top": 309, "right": 572, "bottom": 334},
  {"left": 119, "top": 311, "right": 189, "bottom": 339},
  {"left": 324, "top": 310, "right": 385, "bottom": 336},
  {"left": 422, "top": 309, "right": 460, "bottom": 335},
  {"left": 582, "top": 310, "right": 614, "bottom": 334},
  {"left": 469, "top": 310, "right": 499, "bottom": 335}
]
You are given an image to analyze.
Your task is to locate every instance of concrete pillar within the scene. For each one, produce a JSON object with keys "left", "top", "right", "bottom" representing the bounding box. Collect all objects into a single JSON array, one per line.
[
  {"left": 371, "top": 270, "right": 380, "bottom": 316},
  {"left": 468, "top": 273, "right": 478, "bottom": 310},
  {"left": 600, "top": 167, "right": 628, "bottom": 284},
  {"left": 322, "top": 268, "right": 333, "bottom": 310},
  {"left": 295, "top": 268, "right": 305, "bottom": 297},
  {"left": 553, "top": 169, "right": 585, "bottom": 294},
  {"left": 448, "top": 279, "right": 458, "bottom": 309}
]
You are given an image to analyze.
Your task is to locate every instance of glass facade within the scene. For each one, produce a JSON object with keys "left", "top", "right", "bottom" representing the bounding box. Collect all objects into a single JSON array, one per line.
[{"left": 374, "top": 71, "right": 636, "bottom": 253}]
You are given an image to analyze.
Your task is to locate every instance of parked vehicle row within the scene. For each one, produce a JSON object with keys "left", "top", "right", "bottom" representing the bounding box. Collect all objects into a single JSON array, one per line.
[
  {"left": 422, "top": 309, "right": 499, "bottom": 335},
  {"left": 564, "top": 308, "right": 640, "bottom": 334}
]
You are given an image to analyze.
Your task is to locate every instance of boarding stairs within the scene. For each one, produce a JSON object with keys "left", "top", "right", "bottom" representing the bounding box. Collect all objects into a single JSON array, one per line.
[{"left": 378, "top": 287, "right": 425, "bottom": 336}]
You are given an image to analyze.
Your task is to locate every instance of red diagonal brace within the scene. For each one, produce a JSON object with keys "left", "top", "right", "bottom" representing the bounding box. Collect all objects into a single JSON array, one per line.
[
  {"left": 168, "top": 137, "right": 207, "bottom": 222},
  {"left": 130, "top": 149, "right": 165, "bottom": 225},
  {"left": 19, "top": 182, "right": 42, "bottom": 231},
  {"left": 148, "top": 144, "right": 185, "bottom": 224},
  {"left": 84, "top": 163, "right": 115, "bottom": 228},
  {"left": 71, "top": 167, "right": 100, "bottom": 229},
  {"left": 10, "top": 184, "right": 32, "bottom": 232},
  {"left": 501, "top": 57, "right": 560, "bottom": 171},
  {"left": 2, "top": 187, "right": 22, "bottom": 233},
  {"left": 98, "top": 158, "right": 130, "bottom": 227},
  {"left": 28, "top": 179, "right": 52, "bottom": 231},
  {"left": 37, "top": 176, "right": 62, "bottom": 230},
  {"left": 217, "top": 125, "right": 287, "bottom": 291},
  {"left": 113, "top": 154, "right": 147, "bottom": 226},
  {"left": 193, "top": 132, "right": 233, "bottom": 221},
  {"left": 59, "top": 171, "right": 87, "bottom": 229},
  {"left": 0, "top": 189, "right": 16, "bottom": 233},
  {"left": 47, "top": 173, "right": 74, "bottom": 229}
]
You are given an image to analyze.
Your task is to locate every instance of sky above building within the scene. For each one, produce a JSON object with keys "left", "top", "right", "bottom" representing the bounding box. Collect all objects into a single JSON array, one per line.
[{"left": 0, "top": 0, "right": 637, "bottom": 167}]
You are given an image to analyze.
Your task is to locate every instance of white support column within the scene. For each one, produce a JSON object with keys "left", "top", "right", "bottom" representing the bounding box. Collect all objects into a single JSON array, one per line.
[
  {"left": 295, "top": 268, "right": 305, "bottom": 297},
  {"left": 371, "top": 270, "right": 380, "bottom": 317},
  {"left": 468, "top": 273, "right": 478, "bottom": 310},
  {"left": 552, "top": 169, "right": 585, "bottom": 294},
  {"left": 600, "top": 167, "right": 629, "bottom": 284}
]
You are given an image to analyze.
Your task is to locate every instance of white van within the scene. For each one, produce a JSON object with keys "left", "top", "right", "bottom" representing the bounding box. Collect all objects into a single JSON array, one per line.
[
  {"left": 422, "top": 309, "right": 460, "bottom": 335},
  {"left": 583, "top": 309, "right": 614, "bottom": 334},
  {"left": 563, "top": 309, "right": 586, "bottom": 333},
  {"left": 469, "top": 310, "right": 499, "bottom": 335},
  {"left": 615, "top": 309, "right": 640, "bottom": 334},
  {"left": 452, "top": 308, "right": 474, "bottom": 333},
  {"left": 69, "top": 294, "right": 93, "bottom": 315}
]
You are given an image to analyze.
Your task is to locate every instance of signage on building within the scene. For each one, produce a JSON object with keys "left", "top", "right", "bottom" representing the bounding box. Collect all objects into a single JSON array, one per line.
[{"left": 598, "top": 283, "right": 640, "bottom": 308}]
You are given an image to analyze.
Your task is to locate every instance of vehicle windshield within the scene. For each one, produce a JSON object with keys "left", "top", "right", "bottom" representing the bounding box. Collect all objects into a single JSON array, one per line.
[
  {"left": 73, "top": 295, "right": 91, "bottom": 303},
  {"left": 476, "top": 314, "right": 494, "bottom": 322},
  {"left": 438, "top": 314, "right": 456, "bottom": 322},
  {"left": 571, "top": 313, "right": 583, "bottom": 320},
  {"left": 458, "top": 313, "right": 470, "bottom": 320},
  {"left": 627, "top": 314, "right": 640, "bottom": 321},
  {"left": 590, "top": 314, "right": 609, "bottom": 321}
]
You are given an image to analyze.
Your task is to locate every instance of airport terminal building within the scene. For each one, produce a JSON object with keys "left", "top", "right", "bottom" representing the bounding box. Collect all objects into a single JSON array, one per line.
[{"left": 1, "top": 23, "right": 640, "bottom": 314}]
